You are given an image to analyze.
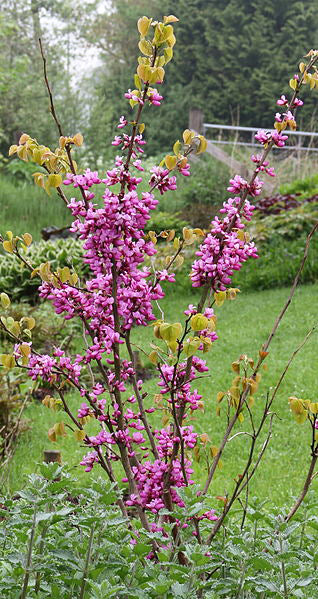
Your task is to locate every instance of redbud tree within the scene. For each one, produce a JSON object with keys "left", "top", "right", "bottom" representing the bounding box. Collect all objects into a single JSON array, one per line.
[{"left": 1, "top": 14, "right": 318, "bottom": 558}]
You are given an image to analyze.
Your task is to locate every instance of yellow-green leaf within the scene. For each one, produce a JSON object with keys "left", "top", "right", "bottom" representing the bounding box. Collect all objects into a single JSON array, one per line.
[
  {"left": 22, "top": 233, "right": 32, "bottom": 247},
  {"left": 0, "top": 293, "right": 10, "bottom": 309},
  {"left": 48, "top": 173, "right": 62, "bottom": 188},
  {"left": 183, "top": 129, "right": 195, "bottom": 145},
  {"left": 164, "top": 154, "right": 177, "bottom": 170},
  {"left": 214, "top": 291, "right": 226, "bottom": 307},
  {"left": 74, "top": 429, "right": 86, "bottom": 441},
  {"left": 183, "top": 336, "right": 201, "bottom": 357},
  {"left": 138, "top": 38, "right": 153, "bottom": 56},
  {"left": 3, "top": 240, "right": 13, "bottom": 253},
  {"left": 190, "top": 314, "right": 209, "bottom": 331},
  {"left": 137, "top": 16, "right": 151, "bottom": 37},
  {"left": 159, "top": 322, "right": 182, "bottom": 343},
  {"left": 163, "top": 15, "right": 179, "bottom": 24}
]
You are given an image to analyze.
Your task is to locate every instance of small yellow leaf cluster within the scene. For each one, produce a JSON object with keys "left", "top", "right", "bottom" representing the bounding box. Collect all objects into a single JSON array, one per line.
[
  {"left": 31, "top": 262, "right": 78, "bottom": 288},
  {"left": 214, "top": 288, "right": 240, "bottom": 307},
  {"left": 193, "top": 435, "right": 223, "bottom": 469},
  {"left": 291, "top": 55, "right": 318, "bottom": 91},
  {"left": 182, "top": 129, "right": 207, "bottom": 154},
  {"left": 160, "top": 131, "right": 208, "bottom": 177},
  {"left": 48, "top": 421, "right": 67, "bottom": 443},
  {"left": 42, "top": 395, "right": 62, "bottom": 412},
  {"left": 2, "top": 230, "right": 32, "bottom": 255},
  {"left": 216, "top": 355, "right": 260, "bottom": 418},
  {"left": 0, "top": 306, "right": 35, "bottom": 352},
  {"left": 288, "top": 396, "right": 318, "bottom": 427},
  {"left": 146, "top": 227, "right": 204, "bottom": 274},
  {"left": 59, "top": 133, "right": 83, "bottom": 149},
  {"left": 129, "top": 14, "right": 178, "bottom": 111},
  {"left": 151, "top": 312, "right": 215, "bottom": 359},
  {"left": 8, "top": 133, "right": 81, "bottom": 194}
]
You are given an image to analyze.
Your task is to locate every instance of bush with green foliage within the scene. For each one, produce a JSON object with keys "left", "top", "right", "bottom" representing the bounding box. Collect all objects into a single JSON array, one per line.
[
  {"left": 1, "top": 11, "right": 318, "bottom": 596},
  {"left": 280, "top": 174, "right": 318, "bottom": 199},
  {"left": 0, "top": 239, "right": 86, "bottom": 303},
  {"left": 1, "top": 466, "right": 318, "bottom": 598}
]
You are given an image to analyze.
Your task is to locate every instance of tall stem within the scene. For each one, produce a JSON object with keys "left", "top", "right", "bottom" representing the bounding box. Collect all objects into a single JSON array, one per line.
[
  {"left": 79, "top": 523, "right": 95, "bottom": 599},
  {"left": 20, "top": 508, "right": 37, "bottom": 599},
  {"left": 285, "top": 451, "right": 318, "bottom": 522}
]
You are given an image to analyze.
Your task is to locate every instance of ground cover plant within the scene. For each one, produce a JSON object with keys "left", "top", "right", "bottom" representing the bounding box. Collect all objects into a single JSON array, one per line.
[{"left": 1, "top": 13, "right": 318, "bottom": 598}]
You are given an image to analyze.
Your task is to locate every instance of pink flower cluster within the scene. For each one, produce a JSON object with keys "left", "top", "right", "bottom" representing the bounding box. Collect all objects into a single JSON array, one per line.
[
  {"left": 111, "top": 133, "right": 146, "bottom": 158},
  {"left": 149, "top": 166, "right": 177, "bottom": 194},
  {"left": 254, "top": 128, "right": 289, "bottom": 148},
  {"left": 28, "top": 350, "right": 82, "bottom": 384},
  {"left": 158, "top": 356, "right": 209, "bottom": 411},
  {"left": 127, "top": 457, "right": 195, "bottom": 513},
  {"left": 191, "top": 193, "right": 258, "bottom": 290}
]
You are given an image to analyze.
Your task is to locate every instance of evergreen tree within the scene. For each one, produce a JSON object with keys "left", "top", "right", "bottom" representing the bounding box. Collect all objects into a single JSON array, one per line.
[{"left": 165, "top": 0, "right": 318, "bottom": 130}]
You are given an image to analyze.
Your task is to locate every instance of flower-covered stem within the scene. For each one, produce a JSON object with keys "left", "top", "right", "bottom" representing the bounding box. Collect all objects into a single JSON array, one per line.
[
  {"left": 109, "top": 262, "right": 152, "bottom": 532},
  {"left": 110, "top": 261, "right": 124, "bottom": 429},
  {"left": 232, "top": 54, "right": 318, "bottom": 224},
  {"left": 125, "top": 331, "right": 159, "bottom": 459},
  {"left": 119, "top": 48, "right": 157, "bottom": 200},
  {"left": 79, "top": 313, "right": 113, "bottom": 393}
]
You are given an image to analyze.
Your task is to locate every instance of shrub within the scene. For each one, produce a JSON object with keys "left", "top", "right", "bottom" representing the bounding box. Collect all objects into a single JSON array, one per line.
[
  {"left": 1, "top": 12, "right": 318, "bottom": 591},
  {"left": 0, "top": 238, "right": 86, "bottom": 303},
  {"left": 254, "top": 192, "right": 318, "bottom": 217},
  {"left": 1, "top": 468, "right": 318, "bottom": 598},
  {"left": 250, "top": 201, "right": 318, "bottom": 242},
  {"left": 233, "top": 233, "right": 318, "bottom": 291},
  {"left": 280, "top": 173, "right": 318, "bottom": 198}
]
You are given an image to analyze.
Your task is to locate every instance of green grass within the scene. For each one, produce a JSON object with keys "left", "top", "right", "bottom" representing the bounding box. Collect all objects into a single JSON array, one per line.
[
  {"left": 5, "top": 283, "right": 318, "bottom": 511},
  {"left": 0, "top": 174, "right": 71, "bottom": 241}
]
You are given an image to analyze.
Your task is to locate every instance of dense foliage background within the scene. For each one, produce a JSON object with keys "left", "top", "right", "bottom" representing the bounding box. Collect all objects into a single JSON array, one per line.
[{"left": 1, "top": 0, "right": 318, "bottom": 161}]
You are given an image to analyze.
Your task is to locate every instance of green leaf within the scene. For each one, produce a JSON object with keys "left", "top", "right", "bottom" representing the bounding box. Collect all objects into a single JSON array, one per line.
[{"left": 133, "top": 542, "right": 152, "bottom": 556}]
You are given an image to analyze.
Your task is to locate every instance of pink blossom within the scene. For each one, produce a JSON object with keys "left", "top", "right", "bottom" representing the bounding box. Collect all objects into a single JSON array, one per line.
[
  {"left": 118, "top": 115, "right": 128, "bottom": 129},
  {"left": 271, "top": 130, "right": 288, "bottom": 147},
  {"left": 157, "top": 269, "right": 176, "bottom": 282},
  {"left": 277, "top": 95, "right": 288, "bottom": 106},
  {"left": 255, "top": 129, "right": 269, "bottom": 145},
  {"left": 80, "top": 451, "right": 99, "bottom": 472},
  {"left": 148, "top": 89, "right": 163, "bottom": 106}
]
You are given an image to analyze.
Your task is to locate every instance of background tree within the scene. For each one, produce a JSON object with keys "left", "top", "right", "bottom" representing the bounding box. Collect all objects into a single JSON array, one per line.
[{"left": 0, "top": 0, "right": 82, "bottom": 156}]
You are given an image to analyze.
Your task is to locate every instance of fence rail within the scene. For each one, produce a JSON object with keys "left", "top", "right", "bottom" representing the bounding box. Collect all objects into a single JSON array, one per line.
[{"left": 202, "top": 122, "right": 318, "bottom": 152}]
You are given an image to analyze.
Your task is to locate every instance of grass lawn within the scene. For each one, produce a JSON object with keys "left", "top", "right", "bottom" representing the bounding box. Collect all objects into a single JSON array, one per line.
[{"left": 4, "top": 282, "right": 318, "bottom": 512}]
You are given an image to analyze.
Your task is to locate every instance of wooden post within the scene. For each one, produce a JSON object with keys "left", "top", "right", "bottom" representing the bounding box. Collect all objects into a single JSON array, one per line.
[
  {"left": 189, "top": 108, "right": 204, "bottom": 133},
  {"left": 43, "top": 449, "right": 61, "bottom": 464}
]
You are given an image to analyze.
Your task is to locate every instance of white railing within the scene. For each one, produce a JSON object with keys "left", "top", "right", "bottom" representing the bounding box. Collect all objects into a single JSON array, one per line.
[{"left": 202, "top": 123, "right": 318, "bottom": 152}]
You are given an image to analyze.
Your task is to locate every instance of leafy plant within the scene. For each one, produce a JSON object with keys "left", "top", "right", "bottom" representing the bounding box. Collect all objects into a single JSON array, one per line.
[
  {"left": 280, "top": 173, "right": 318, "bottom": 198},
  {"left": 1, "top": 11, "right": 318, "bottom": 592},
  {"left": 1, "top": 468, "right": 318, "bottom": 598},
  {"left": 0, "top": 238, "right": 86, "bottom": 303}
]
